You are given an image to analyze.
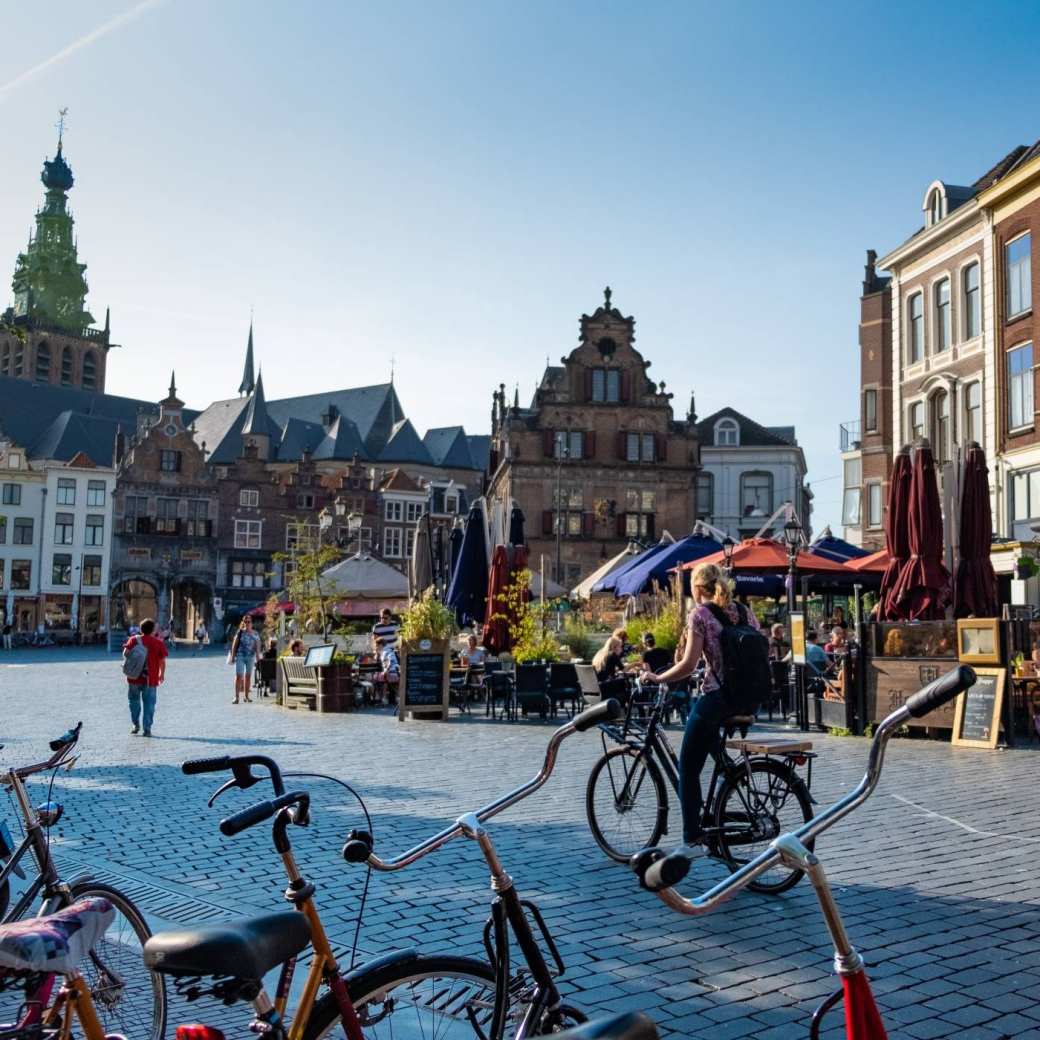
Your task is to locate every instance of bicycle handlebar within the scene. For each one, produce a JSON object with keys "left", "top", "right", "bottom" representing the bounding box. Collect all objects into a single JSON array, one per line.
[
  {"left": 4, "top": 722, "right": 83, "bottom": 783},
  {"left": 181, "top": 754, "right": 285, "bottom": 799},
  {"left": 633, "top": 665, "right": 977, "bottom": 906},
  {"left": 348, "top": 699, "right": 622, "bottom": 871},
  {"left": 220, "top": 791, "right": 310, "bottom": 837}
]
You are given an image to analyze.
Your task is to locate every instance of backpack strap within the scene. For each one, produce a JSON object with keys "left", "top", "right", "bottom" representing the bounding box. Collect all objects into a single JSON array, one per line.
[{"left": 705, "top": 603, "right": 731, "bottom": 627}]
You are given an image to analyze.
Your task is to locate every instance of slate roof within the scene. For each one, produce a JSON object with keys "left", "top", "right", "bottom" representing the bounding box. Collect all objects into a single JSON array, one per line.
[
  {"left": 240, "top": 372, "right": 271, "bottom": 436},
  {"left": 312, "top": 415, "right": 365, "bottom": 461},
  {"left": 266, "top": 384, "right": 402, "bottom": 456},
  {"left": 697, "top": 407, "right": 798, "bottom": 448},
  {"left": 379, "top": 418, "right": 433, "bottom": 465},
  {"left": 380, "top": 467, "right": 424, "bottom": 493},
  {"left": 466, "top": 435, "right": 491, "bottom": 471},
  {"left": 424, "top": 426, "right": 478, "bottom": 469}
]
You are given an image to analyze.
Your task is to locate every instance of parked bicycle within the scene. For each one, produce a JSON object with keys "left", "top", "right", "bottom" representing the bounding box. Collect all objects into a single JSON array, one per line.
[
  {"left": 586, "top": 682, "right": 815, "bottom": 893},
  {"left": 631, "top": 664, "right": 977, "bottom": 1039},
  {"left": 0, "top": 724, "right": 166, "bottom": 1040}
]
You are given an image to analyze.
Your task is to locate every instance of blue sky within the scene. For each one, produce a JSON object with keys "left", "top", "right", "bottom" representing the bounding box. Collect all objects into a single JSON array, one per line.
[{"left": 3, "top": 1, "right": 1040, "bottom": 531}]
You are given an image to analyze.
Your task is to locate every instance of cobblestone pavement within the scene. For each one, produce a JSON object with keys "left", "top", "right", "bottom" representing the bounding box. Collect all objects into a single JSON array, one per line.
[{"left": 1, "top": 646, "right": 1039, "bottom": 1039}]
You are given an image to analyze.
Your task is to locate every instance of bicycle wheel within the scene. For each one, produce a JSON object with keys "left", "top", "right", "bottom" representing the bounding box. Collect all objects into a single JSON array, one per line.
[
  {"left": 69, "top": 880, "right": 167, "bottom": 1040},
  {"left": 302, "top": 954, "right": 499, "bottom": 1040},
  {"left": 586, "top": 746, "right": 667, "bottom": 863},
  {"left": 713, "top": 758, "right": 813, "bottom": 895}
]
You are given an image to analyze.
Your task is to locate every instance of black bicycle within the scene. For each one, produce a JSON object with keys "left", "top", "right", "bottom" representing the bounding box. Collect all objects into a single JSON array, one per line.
[
  {"left": 0, "top": 723, "right": 167, "bottom": 1040},
  {"left": 585, "top": 684, "right": 815, "bottom": 893}
]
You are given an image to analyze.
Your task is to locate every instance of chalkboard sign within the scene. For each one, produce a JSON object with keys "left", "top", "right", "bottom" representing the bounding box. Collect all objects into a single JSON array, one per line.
[
  {"left": 951, "top": 667, "right": 1005, "bottom": 749},
  {"left": 399, "top": 641, "right": 449, "bottom": 720}
]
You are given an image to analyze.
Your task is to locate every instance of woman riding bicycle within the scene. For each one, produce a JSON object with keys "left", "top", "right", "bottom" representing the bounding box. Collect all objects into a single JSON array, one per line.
[{"left": 639, "top": 561, "right": 759, "bottom": 863}]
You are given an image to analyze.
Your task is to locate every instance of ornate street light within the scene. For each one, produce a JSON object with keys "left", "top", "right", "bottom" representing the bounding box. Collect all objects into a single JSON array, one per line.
[
  {"left": 782, "top": 515, "right": 805, "bottom": 730},
  {"left": 333, "top": 495, "right": 348, "bottom": 518},
  {"left": 722, "top": 536, "right": 735, "bottom": 570}
]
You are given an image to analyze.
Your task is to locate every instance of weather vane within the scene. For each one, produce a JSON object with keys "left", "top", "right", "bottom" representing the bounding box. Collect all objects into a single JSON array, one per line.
[
  {"left": 604, "top": 285, "right": 612, "bottom": 309},
  {"left": 56, "top": 107, "right": 69, "bottom": 147}
]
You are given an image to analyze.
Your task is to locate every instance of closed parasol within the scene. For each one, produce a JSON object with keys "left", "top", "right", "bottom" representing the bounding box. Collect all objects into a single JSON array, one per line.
[
  {"left": 482, "top": 544, "right": 529, "bottom": 653},
  {"left": 409, "top": 514, "right": 435, "bottom": 600},
  {"left": 878, "top": 447, "right": 912, "bottom": 621},
  {"left": 954, "top": 442, "right": 997, "bottom": 618},
  {"left": 446, "top": 503, "right": 490, "bottom": 626}
]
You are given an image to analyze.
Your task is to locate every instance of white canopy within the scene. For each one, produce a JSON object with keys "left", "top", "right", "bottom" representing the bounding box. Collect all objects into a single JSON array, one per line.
[
  {"left": 321, "top": 554, "right": 409, "bottom": 599},
  {"left": 570, "top": 547, "right": 640, "bottom": 600},
  {"left": 529, "top": 572, "right": 566, "bottom": 599}
]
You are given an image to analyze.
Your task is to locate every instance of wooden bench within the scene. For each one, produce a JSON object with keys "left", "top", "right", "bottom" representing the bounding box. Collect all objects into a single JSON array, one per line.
[{"left": 278, "top": 657, "right": 355, "bottom": 713}]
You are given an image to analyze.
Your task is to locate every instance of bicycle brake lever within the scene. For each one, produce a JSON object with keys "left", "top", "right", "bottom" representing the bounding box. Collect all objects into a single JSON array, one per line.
[
  {"left": 62, "top": 755, "right": 79, "bottom": 773},
  {"left": 207, "top": 778, "right": 239, "bottom": 807}
]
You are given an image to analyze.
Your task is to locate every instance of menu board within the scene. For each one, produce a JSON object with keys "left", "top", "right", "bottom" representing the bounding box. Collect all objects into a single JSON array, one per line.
[
  {"left": 951, "top": 668, "right": 1005, "bottom": 749},
  {"left": 400, "top": 646, "right": 449, "bottom": 720}
]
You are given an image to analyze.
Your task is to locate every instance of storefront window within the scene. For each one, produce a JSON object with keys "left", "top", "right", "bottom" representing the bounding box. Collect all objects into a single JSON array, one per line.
[{"left": 875, "top": 621, "right": 956, "bottom": 658}]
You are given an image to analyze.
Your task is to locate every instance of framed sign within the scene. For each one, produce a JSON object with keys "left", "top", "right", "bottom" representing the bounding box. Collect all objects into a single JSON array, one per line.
[
  {"left": 399, "top": 641, "right": 449, "bottom": 721},
  {"left": 951, "top": 667, "right": 1005, "bottom": 749},
  {"left": 304, "top": 644, "right": 336, "bottom": 668},
  {"left": 956, "top": 618, "right": 1001, "bottom": 665},
  {"left": 790, "top": 612, "right": 806, "bottom": 665}
]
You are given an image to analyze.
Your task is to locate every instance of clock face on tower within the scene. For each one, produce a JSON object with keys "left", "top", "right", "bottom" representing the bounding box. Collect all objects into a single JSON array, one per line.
[{"left": 164, "top": 423, "right": 178, "bottom": 438}]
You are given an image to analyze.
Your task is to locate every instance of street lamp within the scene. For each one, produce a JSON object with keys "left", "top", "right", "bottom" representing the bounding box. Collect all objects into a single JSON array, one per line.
[
  {"left": 345, "top": 511, "right": 363, "bottom": 555},
  {"left": 554, "top": 438, "right": 569, "bottom": 585},
  {"left": 782, "top": 516, "right": 804, "bottom": 730},
  {"left": 722, "top": 536, "right": 735, "bottom": 570}
]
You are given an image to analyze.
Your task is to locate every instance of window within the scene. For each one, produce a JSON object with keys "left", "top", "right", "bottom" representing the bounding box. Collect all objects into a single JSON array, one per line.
[
  {"left": 12, "top": 345, "right": 23, "bottom": 378},
  {"left": 86, "top": 480, "right": 105, "bottom": 507},
  {"left": 696, "top": 473, "right": 714, "bottom": 519},
  {"left": 359, "top": 527, "right": 373, "bottom": 551},
  {"left": 385, "top": 500, "right": 403, "bottom": 522},
  {"left": 54, "top": 513, "right": 74, "bottom": 545},
  {"left": 51, "top": 553, "right": 71, "bottom": 586},
  {"left": 932, "top": 391, "right": 950, "bottom": 463},
  {"left": 56, "top": 478, "right": 76, "bottom": 505},
  {"left": 296, "top": 493, "right": 314, "bottom": 509},
  {"left": 406, "top": 528, "right": 416, "bottom": 557},
  {"left": 160, "top": 450, "right": 181, "bottom": 473},
  {"left": 2, "top": 484, "right": 20, "bottom": 505},
  {"left": 60, "top": 348, "right": 72, "bottom": 387},
  {"left": 235, "top": 520, "right": 262, "bottom": 549},
  {"left": 35, "top": 342, "right": 50, "bottom": 382},
  {"left": 964, "top": 263, "right": 980, "bottom": 338},
  {"left": 626, "top": 432, "right": 656, "bottom": 462},
  {"left": 239, "top": 489, "right": 259, "bottom": 508},
  {"left": 714, "top": 419, "right": 739, "bottom": 446},
  {"left": 591, "top": 368, "right": 620, "bottom": 403},
  {"left": 623, "top": 489, "right": 655, "bottom": 539},
  {"left": 0, "top": 516, "right": 5, "bottom": 543},
  {"left": 1006, "top": 234, "right": 1032, "bottom": 319},
  {"left": 1008, "top": 343, "right": 1034, "bottom": 430},
  {"left": 156, "top": 497, "right": 178, "bottom": 533},
  {"left": 231, "top": 560, "right": 267, "bottom": 588},
  {"left": 909, "top": 402, "right": 925, "bottom": 441},
  {"left": 124, "top": 495, "right": 148, "bottom": 533},
  {"left": 864, "top": 389, "right": 878, "bottom": 433},
  {"left": 908, "top": 292, "right": 924, "bottom": 362},
  {"left": 965, "top": 382, "right": 982, "bottom": 444},
  {"left": 552, "top": 488, "right": 586, "bottom": 538},
  {"left": 405, "top": 501, "right": 424, "bottom": 523},
  {"left": 927, "top": 189, "right": 943, "bottom": 227},
  {"left": 11, "top": 560, "right": 31, "bottom": 590},
  {"left": 82, "top": 555, "right": 102, "bottom": 587},
  {"left": 842, "top": 457, "right": 861, "bottom": 527},
  {"left": 0, "top": 342, "right": 8, "bottom": 375},
  {"left": 384, "top": 527, "right": 402, "bottom": 557},
  {"left": 553, "top": 431, "right": 585, "bottom": 460},
  {"left": 185, "top": 500, "right": 208, "bottom": 537},
  {"left": 1012, "top": 470, "right": 1040, "bottom": 523},
  {"left": 740, "top": 473, "right": 773, "bottom": 516},
  {"left": 82, "top": 352, "right": 97, "bottom": 390},
  {"left": 934, "top": 278, "right": 950, "bottom": 352},
  {"left": 7, "top": 453, "right": 20, "bottom": 469},
  {"left": 13, "top": 518, "right": 33, "bottom": 545},
  {"left": 867, "top": 484, "right": 883, "bottom": 529},
  {"left": 445, "top": 494, "right": 459, "bottom": 514},
  {"left": 285, "top": 522, "right": 318, "bottom": 552},
  {"left": 85, "top": 514, "right": 104, "bottom": 546}
]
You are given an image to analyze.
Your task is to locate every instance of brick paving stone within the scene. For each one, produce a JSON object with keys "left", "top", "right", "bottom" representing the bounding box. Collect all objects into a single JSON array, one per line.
[{"left": 1, "top": 648, "right": 1039, "bottom": 1038}]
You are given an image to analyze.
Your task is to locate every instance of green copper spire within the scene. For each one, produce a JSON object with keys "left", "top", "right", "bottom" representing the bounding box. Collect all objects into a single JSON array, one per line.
[{"left": 10, "top": 119, "right": 95, "bottom": 332}]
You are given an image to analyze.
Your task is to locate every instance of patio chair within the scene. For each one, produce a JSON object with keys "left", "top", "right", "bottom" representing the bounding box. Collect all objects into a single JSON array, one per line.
[
  {"left": 485, "top": 671, "right": 514, "bottom": 720},
  {"left": 574, "top": 664, "right": 602, "bottom": 703},
  {"left": 449, "top": 666, "right": 471, "bottom": 714},
  {"left": 514, "top": 663, "right": 550, "bottom": 719},
  {"left": 255, "top": 658, "right": 277, "bottom": 697},
  {"left": 547, "top": 663, "right": 583, "bottom": 719}
]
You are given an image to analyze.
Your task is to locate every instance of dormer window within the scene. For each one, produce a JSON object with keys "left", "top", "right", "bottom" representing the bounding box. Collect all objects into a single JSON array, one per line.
[
  {"left": 714, "top": 419, "right": 739, "bottom": 446},
  {"left": 928, "top": 189, "right": 943, "bottom": 227}
]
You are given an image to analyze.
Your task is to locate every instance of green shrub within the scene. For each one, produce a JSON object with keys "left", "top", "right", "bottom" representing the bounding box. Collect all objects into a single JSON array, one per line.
[{"left": 559, "top": 616, "right": 596, "bottom": 661}]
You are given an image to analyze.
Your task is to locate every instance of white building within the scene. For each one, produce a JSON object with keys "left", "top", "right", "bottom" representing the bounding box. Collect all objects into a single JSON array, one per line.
[
  {"left": 694, "top": 408, "right": 812, "bottom": 540},
  {"left": 0, "top": 440, "right": 45, "bottom": 632}
]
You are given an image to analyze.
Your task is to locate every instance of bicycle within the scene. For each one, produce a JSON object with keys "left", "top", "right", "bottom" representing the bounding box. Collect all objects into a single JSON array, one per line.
[
  {"left": 0, "top": 724, "right": 166, "bottom": 1040},
  {"left": 331, "top": 698, "right": 624, "bottom": 1040},
  {"left": 631, "top": 664, "right": 977, "bottom": 1040},
  {"left": 585, "top": 682, "right": 815, "bottom": 893}
]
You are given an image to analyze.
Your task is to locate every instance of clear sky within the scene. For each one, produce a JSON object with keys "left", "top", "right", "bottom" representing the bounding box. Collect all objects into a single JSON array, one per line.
[{"left": 3, "top": 0, "right": 1040, "bottom": 531}]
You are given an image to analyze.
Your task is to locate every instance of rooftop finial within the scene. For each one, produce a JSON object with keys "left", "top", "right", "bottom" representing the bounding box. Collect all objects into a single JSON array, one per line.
[
  {"left": 169, "top": 370, "right": 177, "bottom": 398},
  {"left": 55, "top": 107, "right": 68, "bottom": 151},
  {"left": 603, "top": 285, "right": 612, "bottom": 310},
  {"left": 238, "top": 319, "right": 256, "bottom": 396}
]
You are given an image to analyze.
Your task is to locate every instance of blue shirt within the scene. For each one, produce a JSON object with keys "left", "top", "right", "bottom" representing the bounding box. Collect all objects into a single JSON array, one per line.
[{"left": 805, "top": 642, "right": 828, "bottom": 672}]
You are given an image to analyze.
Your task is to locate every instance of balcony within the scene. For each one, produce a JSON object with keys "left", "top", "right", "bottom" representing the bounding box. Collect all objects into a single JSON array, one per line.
[{"left": 840, "top": 421, "right": 862, "bottom": 453}]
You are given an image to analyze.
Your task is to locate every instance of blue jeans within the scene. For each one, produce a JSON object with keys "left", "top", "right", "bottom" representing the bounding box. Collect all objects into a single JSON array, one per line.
[
  {"left": 128, "top": 685, "right": 157, "bottom": 731},
  {"left": 677, "top": 687, "right": 729, "bottom": 843}
]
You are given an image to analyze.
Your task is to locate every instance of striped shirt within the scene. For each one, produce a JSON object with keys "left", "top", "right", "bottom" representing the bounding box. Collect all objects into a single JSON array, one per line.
[{"left": 372, "top": 620, "right": 399, "bottom": 650}]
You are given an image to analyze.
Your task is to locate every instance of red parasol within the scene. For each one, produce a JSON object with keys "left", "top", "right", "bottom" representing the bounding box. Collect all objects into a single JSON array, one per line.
[
  {"left": 482, "top": 544, "right": 529, "bottom": 654},
  {"left": 247, "top": 601, "right": 295, "bottom": 617},
  {"left": 678, "top": 537, "right": 849, "bottom": 575},
  {"left": 892, "top": 440, "right": 950, "bottom": 620},
  {"left": 878, "top": 447, "right": 911, "bottom": 621},
  {"left": 842, "top": 970, "right": 888, "bottom": 1040},
  {"left": 954, "top": 443, "right": 998, "bottom": 618},
  {"left": 845, "top": 548, "right": 890, "bottom": 574}
]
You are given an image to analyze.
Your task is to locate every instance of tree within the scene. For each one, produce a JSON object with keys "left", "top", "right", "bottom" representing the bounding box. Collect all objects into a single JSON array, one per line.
[{"left": 273, "top": 543, "right": 341, "bottom": 640}]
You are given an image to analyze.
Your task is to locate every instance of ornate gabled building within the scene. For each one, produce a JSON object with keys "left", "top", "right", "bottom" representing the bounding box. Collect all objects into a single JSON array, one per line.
[
  {"left": 485, "top": 290, "right": 701, "bottom": 587},
  {"left": 1, "top": 126, "right": 115, "bottom": 391}
]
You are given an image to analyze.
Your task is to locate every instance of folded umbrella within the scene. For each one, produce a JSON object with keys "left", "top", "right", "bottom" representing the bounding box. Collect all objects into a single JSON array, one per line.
[
  {"left": 954, "top": 443, "right": 997, "bottom": 618},
  {"left": 446, "top": 503, "right": 490, "bottom": 626},
  {"left": 878, "top": 447, "right": 912, "bottom": 621}
]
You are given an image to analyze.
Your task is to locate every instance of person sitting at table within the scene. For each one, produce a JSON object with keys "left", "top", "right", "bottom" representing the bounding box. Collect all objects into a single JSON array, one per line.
[
  {"left": 374, "top": 644, "right": 400, "bottom": 706},
  {"left": 263, "top": 638, "right": 278, "bottom": 660},
  {"left": 805, "top": 629, "right": 829, "bottom": 674},
  {"left": 289, "top": 638, "right": 304, "bottom": 656},
  {"left": 461, "top": 634, "right": 486, "bottom": 667},
  {"left": 824, "top": 627, "right": 848, "bottom": 656},
  {"left": 593, "top": 636, "right": 629, "bottom": 702},
  {"left": 640, "top": 632, "right": 673, "bottom": 675}
]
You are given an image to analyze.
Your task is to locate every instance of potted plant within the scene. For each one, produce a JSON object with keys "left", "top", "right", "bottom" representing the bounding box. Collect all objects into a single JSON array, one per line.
[
  {"left": 398, "top": 592, "right": 457, "bottom": 719},
  {"left": 1016, "top": 555, "right": 1037, "bottom": 580}
]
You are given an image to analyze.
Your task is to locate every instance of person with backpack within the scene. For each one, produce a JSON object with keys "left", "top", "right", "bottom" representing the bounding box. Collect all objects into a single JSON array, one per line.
[
  {"left": 122, "top": 617, "right": 168, "bottom": 736},
  {"left": 639, "top": 561, "right": 769, "bottom": 862}
]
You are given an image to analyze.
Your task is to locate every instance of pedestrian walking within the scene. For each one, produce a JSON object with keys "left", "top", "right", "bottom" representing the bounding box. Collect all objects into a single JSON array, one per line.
[
  {"left": 194, "top": 620, "right": 208, "bottom": 655},
  {"left": 228, "top": 616, "right": 262, "bottom": 703},
  {"left": 2, "top": 622, "right": 11, "bottom": 651},
  {"left": 122, "top": 617, "right": 167, "bottom": 737}
]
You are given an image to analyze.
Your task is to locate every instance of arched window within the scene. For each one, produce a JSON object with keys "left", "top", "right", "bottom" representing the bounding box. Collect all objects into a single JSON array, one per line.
[
  {"left": 931, "top": 390, "right": 951, "bottom": 463},
  {"left": 0, "top": 342, "right": 9, "bottom": 376},
  {"left": 60, "top": 347, "right": 73, "bottom": 386},
  {"left": 82, "top": 351, "right": 97, "bottom": 390},
  {"left": 34, "top": 341, "right": 50, "bottom": 382},
  {"left": 12, "top": 345, "right": 24, "bottom": 378},
  {"left": 714, "top": 418, "right": 739, "bottom": 446},
  {"left": 928, "top": 189, "right": 944, "bottom": 227}
]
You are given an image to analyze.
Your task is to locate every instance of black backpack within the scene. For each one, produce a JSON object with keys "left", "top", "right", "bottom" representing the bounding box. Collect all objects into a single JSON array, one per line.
[{"left": 706, "top": 603, "right": 771, "bottom": 712}]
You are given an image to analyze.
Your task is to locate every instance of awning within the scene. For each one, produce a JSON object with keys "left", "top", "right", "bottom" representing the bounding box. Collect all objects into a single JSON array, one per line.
[
  {"left": 246, "top": 601, "right": 295, "bottom": 617},
  {"left": 333, "top": 597, "right": 407, "bottom": 618}
]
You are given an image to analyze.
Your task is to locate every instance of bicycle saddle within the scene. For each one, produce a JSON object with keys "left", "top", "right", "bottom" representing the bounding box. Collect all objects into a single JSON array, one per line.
[
  {"left": 143, "top": 911, "right": 312, "bottom": 980},
  {"left": 0, "top": 897, "right": 114, "bottom": 975},
  {"left": 722, "top": 715, "right": 755, "bottom": 738}
]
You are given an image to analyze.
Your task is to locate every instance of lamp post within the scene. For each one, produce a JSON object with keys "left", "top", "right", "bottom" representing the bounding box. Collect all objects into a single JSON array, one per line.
[
  {"left": 782, "top": 516, "right": 804, "bottom": 731},
  {"left": 554, "top": 439, "right": 569, "bottom": 585},
  {"left": 722, "top": 536, "right": 735, "bottom": 570}
]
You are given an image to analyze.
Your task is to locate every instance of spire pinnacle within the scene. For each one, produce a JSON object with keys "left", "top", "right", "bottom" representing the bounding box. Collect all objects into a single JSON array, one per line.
[
  {"left": 241, "top": 368, "right": 270, "bottom": 438},
  {"left": 238, "top": 320, "right": 256, "bottom": 396},
  {"left": 169, "top": 370, "right": 177, "bottom": 398}
]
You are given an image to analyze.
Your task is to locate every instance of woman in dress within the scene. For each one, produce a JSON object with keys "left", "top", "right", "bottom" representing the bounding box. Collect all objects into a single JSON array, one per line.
[{"left": 230, "top": 616, "right": 262, "bottom": 703}]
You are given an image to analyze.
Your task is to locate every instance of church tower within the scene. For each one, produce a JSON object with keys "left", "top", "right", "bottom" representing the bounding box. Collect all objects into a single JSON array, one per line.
[{"left": 1, "top": 114, "right": 114, "bottom": 391}]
